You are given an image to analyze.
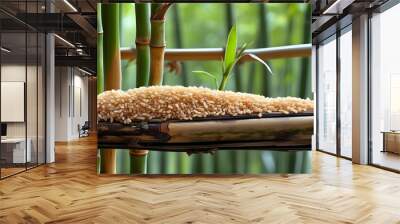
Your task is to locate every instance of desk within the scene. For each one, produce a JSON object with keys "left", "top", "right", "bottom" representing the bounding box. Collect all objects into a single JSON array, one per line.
[
  {"left": 1, "top": 138, "right": 31, "bottom": 163},
  {"left": 382, "top": 131, "right": 400, "bottom": 154}
]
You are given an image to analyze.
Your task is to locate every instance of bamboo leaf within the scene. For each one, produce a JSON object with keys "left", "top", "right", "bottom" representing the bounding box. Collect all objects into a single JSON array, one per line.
[
  {"left": 224, "top": 25, "right": 237, "bottom": 73},
  {"left": 193, "top": 71, "right": 218, "bottom": 89},
  {"left": 220, "top": 52, "right": 272, "bottom": 91},
  {"left": 237, "top": 42, "right": 248, "bottom": 58},
  {"left": 245, "top": 53, "right": 273, "bottom": 75}
]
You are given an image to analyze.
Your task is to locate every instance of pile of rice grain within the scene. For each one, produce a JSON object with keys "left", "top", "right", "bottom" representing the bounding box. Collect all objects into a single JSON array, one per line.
[{"left": 97, "top": 86, "right": 313, "bottom": 124}]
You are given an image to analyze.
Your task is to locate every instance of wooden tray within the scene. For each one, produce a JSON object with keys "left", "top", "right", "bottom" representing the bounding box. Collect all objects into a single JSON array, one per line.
[{"left": 97, "top": 112, "right": 313, "bottom": 152}]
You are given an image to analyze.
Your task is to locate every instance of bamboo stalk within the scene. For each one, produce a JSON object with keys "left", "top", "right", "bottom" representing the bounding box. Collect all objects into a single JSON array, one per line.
[
  {"left": 121, "top": 45, "right": 312, "bottom": 61},
  {"left": 217, "top": 9, "right": 235, "bottom": 169},
  {"left": 259, "top": 4, "right": 272, "bottom": 97},
  {"left": 135, "top": 3, "right": 151, "bottom": 87},
  {"left": 274, "top": 151, "right": 287, "bottom": 173},
  {"left": 103, "top": 4, "right": 121, "bottom": 91},
  {"left": 299, "top": 5, "right": 311, "bottom": 99},
  {"left": 225, "top": 3, "right": 242, "bottom": 92},
  {"left": 97, "top": 3, "right": 104, "bottom": 174},
  {"left": 171, "top": 4, "right": 188, "bottom": 86},
  {"left": 130, "top": 149, "right": 149, "bottom": 173},
  {"left": 97, "top": 3, "right": 104, "bottom": 94},
  {"left": 294, "top": 151, "right": 304, "bottom": 173},
  {"left": 100, "top": 3, "right": 121, "bottom": 174},
  {"left": 164, "top": 152, "right": 178, "bottom": 174},
  {"left": 234, "top": 151, "right": 246, "bottom": 173},
  {"left": 117, "top": 3, "right": 136, "bottom": 174},
  {"left": 200, "top": 154, "right": 214, "bottom": 173},
  {"left": 149, "top": 3, "right": 172, "bottom": 85},
  {"left": 247, "top": 4, "right": 269, "bottom": 95},
  {"left": 219, "top": 75, "right": 229, "bottom": 91},
  {"left": 100, "top": 150, "right": 117, "bottom": 173},
  {"left": 129, "top": 3, "right": 152, "bottom": 174},
  {"left": 280, "top": 5, "right": 294, "bottom": 96},
  {"left": 149, "top": 20, "right": 165, "bottom": 85},
  {"left": 148, "top": 3, "right": 172, "bottom": 173},
  {"left": 120, "top": 3, "right": 136, "bottom": 91},
  {"left": 246, "top": 151, "right": 262, "bottom": 173},
  {"left": 148, "top": 151, "right": 161, "bottom": 174},
  {"left": 178, "top": 152, "right": 190, "bottom": 174},
  {"left": 224, "top": 5, "right": 240, "bottom": 173},
  {"left": 302, "top": 151, "right": 312, "bottom": 173},
  {"left": 193, "top": 154, "right": 203, "bottom": 173}
]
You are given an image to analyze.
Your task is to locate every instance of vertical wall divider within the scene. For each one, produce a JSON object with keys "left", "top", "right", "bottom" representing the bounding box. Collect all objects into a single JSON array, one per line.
[
  {"left": 367, "top": 11, "right": 373, "bottom": 165},
  {"left": 44, "top": 0, "right": 47, "bottom": 165},
  {"left": 44, "top": 32, "right": 47, "bottom": 165},
  {"left": 351, "top": 14, "right": 369, "bottom": 164},
  {"left": 73, "top": 68, "right": 75, "bottom": 118},
  {"left": 336, "top": 23, "right": 341, "bottom": 157},
  {"left": 25, "top": 0, "right": 28, "bottom": 171},
  {"left": 0, "top": 23, "right": 2, "bottom": 179},
  {"left": 36, "top": 0, "right": 39, "bottom": 167},
  {"left": 315, "top": 44, "right": 319, "bottom": 151}
]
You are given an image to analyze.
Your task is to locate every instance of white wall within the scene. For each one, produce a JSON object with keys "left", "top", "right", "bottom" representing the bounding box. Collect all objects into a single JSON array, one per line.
[
  {"left": 55, "top": 67, "right": 89, "bottom": 141},
  {"left": 55, "top": 66, "right": 69, "bottom": 141},
  {"left": 1, "top": 65, "right": 42, "bottom": 138}
]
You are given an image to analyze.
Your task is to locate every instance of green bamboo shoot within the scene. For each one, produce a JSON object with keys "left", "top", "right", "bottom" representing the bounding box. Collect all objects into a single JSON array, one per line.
[{"left": 225, "top": 4, "right": 242, "bottom": 92}]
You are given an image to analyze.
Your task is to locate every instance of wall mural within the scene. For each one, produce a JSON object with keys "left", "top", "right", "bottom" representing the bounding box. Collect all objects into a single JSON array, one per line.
[{"left": 96, "top": 3, "right": 313, "bottom": 174}]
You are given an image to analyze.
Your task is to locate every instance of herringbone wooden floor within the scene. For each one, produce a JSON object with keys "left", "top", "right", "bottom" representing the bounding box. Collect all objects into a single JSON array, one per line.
[{"left": 1, "top": 136, "right": 400, "bottom": 224}]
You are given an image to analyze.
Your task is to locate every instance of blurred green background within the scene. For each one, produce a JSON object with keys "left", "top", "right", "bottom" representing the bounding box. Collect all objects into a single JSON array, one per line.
[
  {"left": 119, "top": 3, "right": 311, "bottom": 97},
  {"left": 106, "top": 3, "right": 312, "bottom": 174}
]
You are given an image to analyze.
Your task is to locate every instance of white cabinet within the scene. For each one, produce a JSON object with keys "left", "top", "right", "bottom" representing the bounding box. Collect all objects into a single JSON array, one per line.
[{"left": 1, "top": 138, "right": 32, "bottom": 163}]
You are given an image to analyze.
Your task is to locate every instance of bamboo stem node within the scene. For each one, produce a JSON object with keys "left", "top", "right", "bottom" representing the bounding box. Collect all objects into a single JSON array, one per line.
[
  {"left": 130, "top": 150, "right": 149, "bottom": 157},
  {"left": 136, "top": 39, "right": 151, "bottom": 45}
]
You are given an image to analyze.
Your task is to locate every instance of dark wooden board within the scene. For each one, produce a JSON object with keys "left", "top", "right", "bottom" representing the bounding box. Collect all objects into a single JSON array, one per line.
[{"left": 97, "top": 113, "right": 314, "bottom": 152}]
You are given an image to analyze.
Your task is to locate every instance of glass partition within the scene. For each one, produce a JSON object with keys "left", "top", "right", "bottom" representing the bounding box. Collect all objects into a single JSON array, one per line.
[
  {"left": 339, "top": 27, "right": 352, "bottom": 158},
  {"left": 370, "top": 4, "right": 400, "bottom": 171},
  {"left": 317, "top": 35, "right": 337, "bottom": 154},
  {"left": 0, "top": 1, "right": 46, "bottom": 179},
  {"left": 0, "top": 31, "right": 28, "bottom": 177}
]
